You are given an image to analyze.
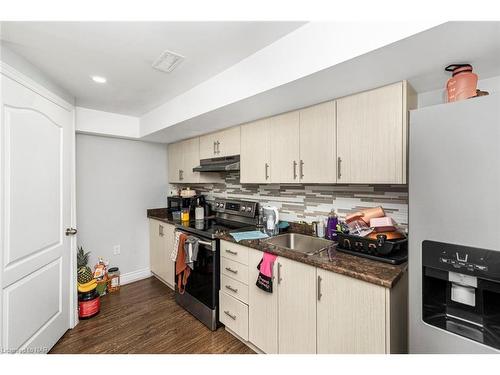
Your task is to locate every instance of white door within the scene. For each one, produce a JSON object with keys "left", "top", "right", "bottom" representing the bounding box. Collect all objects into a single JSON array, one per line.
[{"left": 1, "top": 71, "right": 74, "bottom": 353}]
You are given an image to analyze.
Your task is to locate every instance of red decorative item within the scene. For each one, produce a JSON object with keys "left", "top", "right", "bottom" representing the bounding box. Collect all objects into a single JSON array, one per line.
[{"left": 445, "top": 64, "right": 478, "bottom": 102}]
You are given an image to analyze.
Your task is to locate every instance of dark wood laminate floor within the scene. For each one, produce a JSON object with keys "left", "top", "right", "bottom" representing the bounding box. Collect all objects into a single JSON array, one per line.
[{"left": 50, "top": 277, "right": 254, "bottom": 354}]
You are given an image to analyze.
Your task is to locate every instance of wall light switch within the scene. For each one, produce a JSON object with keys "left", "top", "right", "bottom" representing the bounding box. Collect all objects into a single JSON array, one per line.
[{"left": 113, "top": 245, "right": 121, "bottom": 255}]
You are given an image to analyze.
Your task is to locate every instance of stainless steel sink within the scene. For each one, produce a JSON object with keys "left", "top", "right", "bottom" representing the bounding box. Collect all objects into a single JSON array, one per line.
[{"left": 262, "top": 233, "right": 335, "bottom": 256}]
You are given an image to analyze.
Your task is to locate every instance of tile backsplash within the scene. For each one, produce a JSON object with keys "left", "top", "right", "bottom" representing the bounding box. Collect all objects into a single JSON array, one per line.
[{"left": 171, "top": 172, "right": 408, "bottom": 229}]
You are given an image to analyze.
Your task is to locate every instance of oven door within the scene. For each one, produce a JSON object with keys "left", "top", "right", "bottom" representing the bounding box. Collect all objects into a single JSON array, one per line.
[{"left": 175, "top": 231, "right": 219, "bottom": 309}]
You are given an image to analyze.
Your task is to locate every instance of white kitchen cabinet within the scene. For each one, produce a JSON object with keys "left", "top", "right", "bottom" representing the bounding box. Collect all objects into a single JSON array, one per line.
[
  {"left": 149, "top": 219, "right": 175, "bottom": 289},
  {"left": 248, "top": 248, "right": 279, "bottom": 354},
  {"left": 336, "top": 81, "right": 416, "bottom": 184},
  {"left": 167, "top": 141, "right": 183, "bottom": 183},
  {"left": 316, "top": 269, "right": 386, "bottom": 354},
  {"left": 199, "top": 126, "right": 241, "bottom": 159},
  {"left": 299, "top": 101, "right": 337, "bottom": 183},
  {"left": 240, "top": 118, "right": 271, "bottom": 184},
  {"left": 277, "top": 257, "right": 317, "bottom": 354},
  {"left": 269, "top": 111, "right": 300, "bottom": 183},
  {"left": 168, "top": 137, "right": 221, "bottom": 183}
]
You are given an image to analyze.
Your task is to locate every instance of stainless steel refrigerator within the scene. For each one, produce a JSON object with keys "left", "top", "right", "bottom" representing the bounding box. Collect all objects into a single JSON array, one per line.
[{"left": 409, "top": 93, "right": 500, "bottom": 353}]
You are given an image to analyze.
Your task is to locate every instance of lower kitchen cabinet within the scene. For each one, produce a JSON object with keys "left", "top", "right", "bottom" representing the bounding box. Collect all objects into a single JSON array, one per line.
[
  {"left": 317, "top": 269, "right": 385, "bottom": 353},
  {"left": 226, "top": 244, "right": 407, "bottom": 354},
  {"left": 277, "top": 257, "right": 317, "bottom": 354},
  {"left": 149, "top": 219, "right": 175, "bottom": 289},
  {"left": 248, "top": 248, "right": 279, "bottom": 354}
]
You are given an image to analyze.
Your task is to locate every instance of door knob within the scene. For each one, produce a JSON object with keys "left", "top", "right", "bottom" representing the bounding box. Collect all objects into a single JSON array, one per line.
[{"left": 65, "top": 228, "right": 78, "bottom": 236}]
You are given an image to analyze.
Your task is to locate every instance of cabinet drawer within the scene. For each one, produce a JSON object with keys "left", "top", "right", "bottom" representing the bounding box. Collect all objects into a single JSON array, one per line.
[
  {"left": 221, "top": 274, "right": 249, "bottom": 304},
  {"left": 219, "top": 291, "right": 249, "bottom": 341},
  {"left": 220, "top": 240, "right": 249, "bottom": 265},
  {"left": 221, "top": 257, "right": 248, "bottom": 285}
]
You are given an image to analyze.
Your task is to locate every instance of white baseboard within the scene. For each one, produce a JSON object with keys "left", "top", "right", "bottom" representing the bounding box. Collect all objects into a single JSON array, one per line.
[{"left": 120, "top": 268, "right": 152, "bottom": 285}]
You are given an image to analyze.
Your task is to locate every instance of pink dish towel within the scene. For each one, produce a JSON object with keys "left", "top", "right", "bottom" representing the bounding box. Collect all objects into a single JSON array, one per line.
[{"left": 256, "top": 252, "right": 278, "bottom": 293}]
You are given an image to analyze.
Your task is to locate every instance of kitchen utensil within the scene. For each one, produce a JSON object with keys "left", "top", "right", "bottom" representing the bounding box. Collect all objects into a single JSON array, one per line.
[
  {"left": 445, "top": 64, "right": 478, "bottom": 102},
  {"left": 335, "top": 231, "right": 407, "bottom": 261},
  {"left": 366, "top": 230, "right": 406, "bottom": 241},
  {"left": 370, "top": 216, "right": 397, "bottom": 232},
  {"left": 346, "top": 206, "right": 385, "bottom": 225}
]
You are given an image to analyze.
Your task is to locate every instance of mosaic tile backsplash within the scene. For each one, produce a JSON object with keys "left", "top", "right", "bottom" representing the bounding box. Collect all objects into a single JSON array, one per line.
[{"left": 171, "top": 172, "right": 408, "bottom": 230}]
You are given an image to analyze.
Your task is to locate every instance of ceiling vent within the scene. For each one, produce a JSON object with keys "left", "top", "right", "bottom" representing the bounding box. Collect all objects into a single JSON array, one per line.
[{"left": 152, "top": 50, "right": 185, "bottom": 73}]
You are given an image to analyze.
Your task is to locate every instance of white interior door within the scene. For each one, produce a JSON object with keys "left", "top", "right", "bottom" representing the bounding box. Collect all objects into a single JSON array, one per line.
[{"left": 1, "top": 69, "right": 74, "bottom": 353}]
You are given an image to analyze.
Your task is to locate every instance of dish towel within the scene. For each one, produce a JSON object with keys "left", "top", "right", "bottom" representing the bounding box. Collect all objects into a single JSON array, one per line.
[
  {"left": 175, "top": 233, "right": 190, "bottom": 294},
  {"left": 184, "top": 236, "right": 199, "bottom": 270},
  {"left": 230, "top": 231, "right": 269, "bottom": 242},
  {"left": 171, "top": 231, "right": 182, "bottom": 261},
  {"left": 256, "top": 252, "right": 278, "bottom": 293}
]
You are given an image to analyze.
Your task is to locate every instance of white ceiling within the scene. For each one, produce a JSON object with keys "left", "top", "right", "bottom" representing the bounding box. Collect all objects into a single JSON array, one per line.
[
  {"left": 141, "top": 21, "right": 500, "bottom": 143},
  {"left": 0, "top": 21, "right": 305, "bottom": 115}
]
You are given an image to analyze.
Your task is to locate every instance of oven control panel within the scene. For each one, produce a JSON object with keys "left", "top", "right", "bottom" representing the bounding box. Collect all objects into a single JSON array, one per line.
[{"left": 213, "top": 199, "right": 258, "bottom": 218}]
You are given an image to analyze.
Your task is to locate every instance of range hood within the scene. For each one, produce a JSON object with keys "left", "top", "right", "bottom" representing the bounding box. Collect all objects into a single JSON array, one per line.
[{"left": 193, "top": 155, "right": 240, "bottom": 173}]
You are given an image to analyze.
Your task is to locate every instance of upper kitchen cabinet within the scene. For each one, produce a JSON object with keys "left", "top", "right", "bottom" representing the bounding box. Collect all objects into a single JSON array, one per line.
[
  {"left": 299, "top": 101, "right": 336, "bottom": 183},
  {"left": 168, "top": 137, "right": 221, "bottom": 183},
  {"left": 269, "top": 111, "right": 300, "bottom": 183},
  {"left": 336, "top": 81, "right": 416, "bottom": 184},
  {"left": 168, "top": 141, "right": 183, "bottom": 183},
  {"left": 199, "top": 126, "right": 241, "bottom": 159},
  {"left": 240, "top": 118, "right": 271, "bottom": 184}
]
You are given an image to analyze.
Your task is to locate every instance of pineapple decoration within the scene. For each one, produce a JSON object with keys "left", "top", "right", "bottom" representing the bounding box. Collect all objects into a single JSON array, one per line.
[{"left": 77, "top": 246, "right": 96, "bottom": 292}]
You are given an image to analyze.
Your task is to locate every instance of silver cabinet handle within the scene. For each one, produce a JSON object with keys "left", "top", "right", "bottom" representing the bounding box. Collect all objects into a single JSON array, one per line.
[
  {"left": 337, "top": 157, "right": 342, "bottom": 180},
  {"left": 216, "top": 141, "right": 220, "bottom": 155},
  {"left": 179, "top": 169, "right": 184, "bottom": 181},
  {"left": 225, "top": 249, "right": 238, "bottom": 255},
  {"left": 277, "top": 262, "right": 282, "bottom": 284},
  {"left": 317, "top": 275, "right": 322, "bottom": 301},
  {"left": 159, "top": 225, "right": 164, "bottom": 237},
  {"left": 225, "top": 285, "right": 238, "bottom": 293},
  {"left": 225, "top": 267, "right": 238, "bottom": 274},
  {"left": 299, "top": 160, "right": 304, "bottom": 179},
  {"left": 65, "top": 228, "right": 77, "bottom": 236},
  {"left": 213, "top": 141, "right": 217, "bottom": 155},
  {"left": 178, "top": 169, "right": 181, "bottom": 181},
  {"left": 293, "top": 160, "right": 297, "bottom": 180},
  {"left": 224, "top": 310, "right": 237, "bottom": 320},
  {"left": 265, "top": 163, "right": 269, "bottom": 180}
]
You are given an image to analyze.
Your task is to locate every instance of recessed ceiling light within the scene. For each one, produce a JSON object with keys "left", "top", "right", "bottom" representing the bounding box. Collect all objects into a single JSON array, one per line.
[
  {"left": 91, "top": 76, "right": 107, "bottom": 84},
  {"left": 152, "top": 50, "right": 184, "bottom": 73}
]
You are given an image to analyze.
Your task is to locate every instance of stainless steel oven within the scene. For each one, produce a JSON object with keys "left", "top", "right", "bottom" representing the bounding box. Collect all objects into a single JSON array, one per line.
[{"left": 174, "top": 230, "right": 220, "bottom": 330}]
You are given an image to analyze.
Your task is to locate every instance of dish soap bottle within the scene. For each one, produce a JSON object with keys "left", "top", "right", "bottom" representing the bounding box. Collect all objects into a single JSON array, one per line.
[{"left": 326, "top": 209, "right": 338, "bottom": 240}]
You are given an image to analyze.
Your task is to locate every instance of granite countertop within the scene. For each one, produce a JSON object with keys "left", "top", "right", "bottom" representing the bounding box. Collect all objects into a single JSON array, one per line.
[{"left": 147, "top": 208, "right": 407, "bottom": 289}]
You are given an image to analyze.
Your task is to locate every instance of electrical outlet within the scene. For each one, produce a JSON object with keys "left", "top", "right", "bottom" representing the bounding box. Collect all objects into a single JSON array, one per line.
[{"left": 113, "top": 245, "right": 121, "bottom": 255}]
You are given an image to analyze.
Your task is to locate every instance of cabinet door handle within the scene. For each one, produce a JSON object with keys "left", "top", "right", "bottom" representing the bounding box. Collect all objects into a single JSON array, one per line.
[
  {"left": 299, "top": 160, "right": 304, "bottom": 179},
  {"left": 225, "top": 285, "right": 238, "bottom": 293},
  {"left": 337, "top": 157, "right": 342, "bottom": 180},
  {"left": 224, "top": 310, "right": 237, "bottom": 320},
  {"left": 277, "top": 262, "right": 282, "bottom": 284},
  {"left": 225, "top": 267, "right": 238, "bottom": 274},
  {"left": 225, "top": 249, "right": 238, "bottom": 255},
  {"left": 317, "top": 275, "right": 322, "bottom": 301},
  {"left": 265, "top": 163, "right": 269, "bottom": 180},
  {"left": 216, "top": 141, "right": 220, "bottom": 155},
  {"left": 213, "top": 141, "right": 217, "bottom": 155},
  {"left": 293, "top": 160, "right": 297, "bottom": 180},
  {"left": 180, "top": 170, "right": 184, "bottom": 180},
  {"left": 159, "top": 225, "right": 164, "bottom": 237}
]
